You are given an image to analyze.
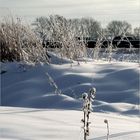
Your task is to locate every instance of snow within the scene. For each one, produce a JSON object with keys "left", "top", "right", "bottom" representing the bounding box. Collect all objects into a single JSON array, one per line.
[
  {"left": 0, "top": 107, "right": 140, "bottom": 140},
  {"left": 0, "top": 53, "right": 140, "bottom": 139}
]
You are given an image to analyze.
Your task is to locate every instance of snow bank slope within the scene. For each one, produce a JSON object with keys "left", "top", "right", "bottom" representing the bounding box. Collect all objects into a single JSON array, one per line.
[{"left": 1, "top": 60, "right": 139, "bottom": 115}]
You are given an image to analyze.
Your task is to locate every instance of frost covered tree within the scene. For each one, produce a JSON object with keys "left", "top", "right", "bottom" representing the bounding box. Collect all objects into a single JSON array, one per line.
[
  {"left": 34, "top": 15, "right": 87, "bottom": 62},
  {"left": 32, "top": 15, "right": 136, "bottom": 62}
]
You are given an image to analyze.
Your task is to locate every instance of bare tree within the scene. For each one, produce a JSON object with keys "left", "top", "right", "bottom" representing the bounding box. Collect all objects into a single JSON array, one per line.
[
  {"left": 107, "top": 20, "right": 132, "bottom": 38},
  {"left": 133, "top": 27, "right": 140, "bottom": 39},
  {"left": 69, "top": 17, "right": 101, "bottom": 39},
  {"left": 81, "top": 17, "right": 101, "bottom": 39}
]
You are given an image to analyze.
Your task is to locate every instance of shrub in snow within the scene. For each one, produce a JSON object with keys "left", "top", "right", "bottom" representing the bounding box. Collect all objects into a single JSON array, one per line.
[{"left": 0, "top": 17, "right": 49, "bottom": 64}]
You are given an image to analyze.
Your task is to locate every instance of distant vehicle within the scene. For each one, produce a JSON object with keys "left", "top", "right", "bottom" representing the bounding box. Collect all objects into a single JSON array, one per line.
[
  {"left": 86, "top": 40, "right": 96, "bottom": 48},
  {"left": 42, "top": 36, "right": 139, "bottom": 49},
  {"left": 112, "top": 36, "right": 140, "bottom": 48},
  {"left": 130, "top": 40, "right": 140, "bottom": 48},
  {"left": 100, "top": 40, "right": 111, "bottom": 48},
  {"left": 42, "top": 40, "right": 62, "bottom": 48}
]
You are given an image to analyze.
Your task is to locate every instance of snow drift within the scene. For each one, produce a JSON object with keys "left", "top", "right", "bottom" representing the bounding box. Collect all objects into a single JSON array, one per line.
[{"left": 1, "top": 54, "right": 139, "bottom": 115}]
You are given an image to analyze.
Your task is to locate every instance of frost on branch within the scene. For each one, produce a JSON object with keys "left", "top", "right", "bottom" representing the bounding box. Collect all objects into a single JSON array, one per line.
[{"left": 81, "top": 87, "right": 96, "bottom": 140}]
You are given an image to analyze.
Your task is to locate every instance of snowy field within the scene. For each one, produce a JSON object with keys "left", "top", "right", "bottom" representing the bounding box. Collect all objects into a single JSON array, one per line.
[
  {"left": 0, "top": 107, "right": 140, "bottom": 140},
  {"left": 0, "top": 53, "right": 140, "bottom": 140}
]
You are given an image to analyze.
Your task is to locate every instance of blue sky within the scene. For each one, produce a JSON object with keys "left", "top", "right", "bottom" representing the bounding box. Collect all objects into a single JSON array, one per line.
[{"left": 0, "top": 0, "right": 139, "bottom": 27}]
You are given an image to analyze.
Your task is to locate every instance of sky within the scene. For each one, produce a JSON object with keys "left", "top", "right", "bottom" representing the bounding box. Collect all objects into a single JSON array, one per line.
[{"left": 0, "top": 0, "right": 139, "bottom": 27}]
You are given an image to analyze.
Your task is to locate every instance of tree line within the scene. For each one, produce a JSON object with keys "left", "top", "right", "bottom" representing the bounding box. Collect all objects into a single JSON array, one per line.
[
  {"left": 0, "top": 15, "right": 139, "bottom": 63},
  {"left": 33, "top": 15, "right": 140, "bottom": 41}
]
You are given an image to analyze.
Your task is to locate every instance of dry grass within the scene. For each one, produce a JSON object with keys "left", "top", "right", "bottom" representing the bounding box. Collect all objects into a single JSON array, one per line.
[{"left": 0, "top": 17, "right": 49, "bottom": 63}]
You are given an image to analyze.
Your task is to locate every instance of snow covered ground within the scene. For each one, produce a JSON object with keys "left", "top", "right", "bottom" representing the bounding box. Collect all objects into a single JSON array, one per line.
[
  {"left": 0, "top": 107, "right": 140, "bottom": 140},
  {"left": 0, "top": 53, "right": 140, "bottom": 139}
]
